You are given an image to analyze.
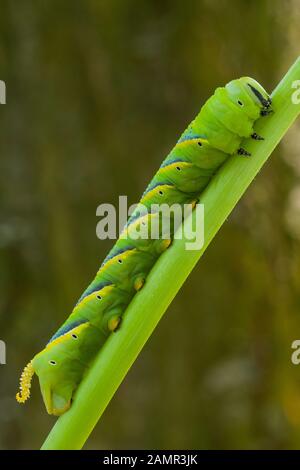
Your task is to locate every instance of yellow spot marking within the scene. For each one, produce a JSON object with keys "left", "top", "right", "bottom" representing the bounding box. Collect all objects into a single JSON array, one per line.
[
  {"left": 108, "top": 316, "right": 121, "bottom": 332},
  {"left": 134, "top": 277, "right": 145, "bottom": 291},
  {"left": 161, "top": 239, "right": 172, "bottom": 251}
]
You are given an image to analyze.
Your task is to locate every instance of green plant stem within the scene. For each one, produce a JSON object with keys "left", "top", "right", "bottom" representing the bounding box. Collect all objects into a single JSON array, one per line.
[{"left": 41, "top": 57, "right": 300, "bottom": 450}]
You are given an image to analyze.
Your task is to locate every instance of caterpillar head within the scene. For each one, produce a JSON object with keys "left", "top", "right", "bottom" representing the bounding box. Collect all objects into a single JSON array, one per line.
[
  {"left": 244, "top": 77, "right": 272, "bottom": 114},
  {"left": 16, "top": 322, "right": 101, "bottom": 416},
  {"left": 226, "top": 77, "right": 272, "bottom": 119}
]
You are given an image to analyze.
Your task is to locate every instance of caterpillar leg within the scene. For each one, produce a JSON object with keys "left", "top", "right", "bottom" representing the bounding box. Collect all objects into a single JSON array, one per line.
[
  {"left": 251, "top": 133, "right": 264, "bottom": 141},
  {"left": 159, "top": 238, "right": 172, "bottom": 253},
  {"left": 191, "top": 199, "right": 199, "bottom": 210},
  {"left": 108, "top": 315, "right": 122, "bottom": 332},
  {"left": 260, "top": 109, "right": 273, "bottom": 116},
  {"left": 237, "top": 148, "right": 251, "bottom": 157},
  {"left": 134, "top": 275, "right": 146, "bottom": 291}
]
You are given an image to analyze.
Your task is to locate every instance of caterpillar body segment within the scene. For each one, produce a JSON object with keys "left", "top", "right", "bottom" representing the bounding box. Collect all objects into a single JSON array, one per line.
[
  {"left": 51, "top": 284, "right": 130, "bottom": 341},
  {"left": 96, "top": 247, "right": 157, "bottom": 293},
  {"left": 117, "top": 212, "right": 173, "bottom": 256}
]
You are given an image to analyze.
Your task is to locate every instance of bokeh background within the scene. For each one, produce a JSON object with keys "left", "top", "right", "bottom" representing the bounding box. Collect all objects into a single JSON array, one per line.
[{"left": 1, "top": 0, "right": 300, "bottom": 450}]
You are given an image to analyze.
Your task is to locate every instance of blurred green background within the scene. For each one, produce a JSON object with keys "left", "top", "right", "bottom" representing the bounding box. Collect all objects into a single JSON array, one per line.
[{"left": 1, "top": 0, "right": 300, "bottom": 450}]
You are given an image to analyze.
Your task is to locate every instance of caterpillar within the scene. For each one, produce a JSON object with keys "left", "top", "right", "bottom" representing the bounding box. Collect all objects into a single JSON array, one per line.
[{"left": 16, "top": 77, "right": 272, "bottom": 416}]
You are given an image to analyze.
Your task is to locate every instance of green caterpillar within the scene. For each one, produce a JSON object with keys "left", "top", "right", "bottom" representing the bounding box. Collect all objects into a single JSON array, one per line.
[{"left": 16, "top": 77, "right": 272, "bottom": 415}]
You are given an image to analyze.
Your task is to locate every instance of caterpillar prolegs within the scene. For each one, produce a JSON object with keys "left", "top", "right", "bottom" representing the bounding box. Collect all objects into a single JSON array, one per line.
[{"left": 16, "top": 77, "right": 272, "bottom": 415}]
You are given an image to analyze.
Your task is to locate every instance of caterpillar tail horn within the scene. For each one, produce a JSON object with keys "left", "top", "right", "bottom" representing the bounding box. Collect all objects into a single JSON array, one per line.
[{"left": 16, "top": 361, "right": 35, "bottom": 404}]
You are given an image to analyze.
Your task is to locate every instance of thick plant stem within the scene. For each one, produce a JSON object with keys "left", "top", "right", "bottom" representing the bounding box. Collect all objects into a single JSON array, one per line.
[{"left": 42, "top": 57, "right": 300, "bottom": 450}]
